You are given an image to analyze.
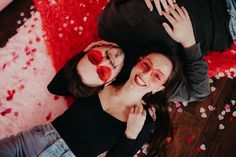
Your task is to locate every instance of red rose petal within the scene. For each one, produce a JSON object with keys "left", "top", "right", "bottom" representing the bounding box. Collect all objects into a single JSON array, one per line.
[{"left": 46, "top": 112, "right": 52, "bottom": 121}]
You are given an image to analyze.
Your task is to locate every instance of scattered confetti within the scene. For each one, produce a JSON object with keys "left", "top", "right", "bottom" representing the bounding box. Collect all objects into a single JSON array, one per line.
[
  {"left": 200, "top": 107, "right": 206, "bottom": 113},
  {"left": 218, "top": 114, "right": 224, "bottom": 120},
  {"left": 211, "top": 86, "right": 216, "bottom": 92},
  {"left": 219, "top": 124, "right": 225, "bottom": 130},
  {"left": 221, "top": 110, "right": 226, "bottom": 115},
  {"left": 231, "top": 100, "right": 235, "bottom": 106},
  {"left": 58, "top": 33, "right": 63, "bottom": 38},
  {"left": 209, "top": 78, "right": 213, "bottom": 83},
  {"left": 1, "top": 108, "right": 12, "bottom": 116},
  {"left": 208, "top": 105, "right": 215, "bottom": 111},
  {"left": 175, "top": 102, "right": 181, "bottom": 108},
  {"left": 177, "top": 108, "right": 183, "bottom": 113},
  {"left": 200, "top": 144, "right": 206, "bottom": 151},
  {"left": 166, "top": 137, "right": 172, "bottom": 143},
  {"left": 232, "top": 111, "right": 236, "bottom": 117},
  {"left": 225, "top": 104, "right": 231, "bottom": 112},
  {"left": 201, "top": 113, "right": 207, "bottom": 118},
  {"left": 20, "top": 12, "right": 25, "bottom": 17}
]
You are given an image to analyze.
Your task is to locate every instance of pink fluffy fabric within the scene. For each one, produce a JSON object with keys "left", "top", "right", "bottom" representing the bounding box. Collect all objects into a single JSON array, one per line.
[{"left": 0, "top": 0, "right": 235, "bottom": 156}]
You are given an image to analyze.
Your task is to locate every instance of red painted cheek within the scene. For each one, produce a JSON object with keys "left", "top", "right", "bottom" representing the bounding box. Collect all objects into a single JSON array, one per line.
[
  {"left": 87, "top": 50, "right": 103, "bottom": 65},
  {"left": 97, "top": 66, "right": 112, "bottom": 82}
]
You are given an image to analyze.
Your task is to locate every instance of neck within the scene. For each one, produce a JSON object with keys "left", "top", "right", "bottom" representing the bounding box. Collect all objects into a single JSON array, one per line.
[{"left": 110, "top": 80, "right": 146, "bottom": 107}]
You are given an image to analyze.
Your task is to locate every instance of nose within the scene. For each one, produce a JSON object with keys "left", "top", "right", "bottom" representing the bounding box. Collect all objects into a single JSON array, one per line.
[{"left": 142, "top": 68, "right": 152, "bottom": 84}]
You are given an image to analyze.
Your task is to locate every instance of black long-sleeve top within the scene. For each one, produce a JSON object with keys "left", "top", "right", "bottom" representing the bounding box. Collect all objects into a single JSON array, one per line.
[{"left": 52, "top": 95, "right": 154, "bottom": 157}]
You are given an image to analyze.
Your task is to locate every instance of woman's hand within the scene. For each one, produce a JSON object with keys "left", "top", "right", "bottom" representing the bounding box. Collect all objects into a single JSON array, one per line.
[
  {"left": 162, "top": 4, "right": 196, "bottom": 48},
  {"left": 125, "top": 105, "right": 146, "bottom": 139},
  {"left": 144, "top": 0, "right": 176, "bottom": 15},
  {"left": 83, "top": 40, "right": 118, "bottom": 52}
]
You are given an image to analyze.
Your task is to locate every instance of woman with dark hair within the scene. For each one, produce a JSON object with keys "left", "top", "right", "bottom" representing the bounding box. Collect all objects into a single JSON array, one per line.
[{"left": 0, "top": 46, "right": 181, "bottom": 157}]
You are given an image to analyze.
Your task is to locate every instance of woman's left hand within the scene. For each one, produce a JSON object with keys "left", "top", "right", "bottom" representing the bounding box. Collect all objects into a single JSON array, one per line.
[
  {"left": 144, "top": 0, "right": 176, "bottom": 15},
  {"left": 162, "top": 4, "right": 196, "bottom": 48}
]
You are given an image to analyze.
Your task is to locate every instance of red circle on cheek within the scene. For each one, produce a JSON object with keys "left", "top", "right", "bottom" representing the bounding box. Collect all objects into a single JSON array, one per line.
[
  {"left": 87, "top": 50, "right": 103, "bottom": 65},
  {"left": 97, "top": 66, "right": 112, "bottom": 82}
]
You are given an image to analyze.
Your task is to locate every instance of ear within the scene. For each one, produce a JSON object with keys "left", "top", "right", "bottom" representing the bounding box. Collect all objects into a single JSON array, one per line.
[{"left": 151, "top": 86, "right": 165, "bottom": 94}]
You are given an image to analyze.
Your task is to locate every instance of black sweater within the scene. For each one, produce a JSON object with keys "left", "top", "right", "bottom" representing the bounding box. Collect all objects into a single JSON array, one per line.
[{"left": 52, "top": 95, "right": 154, "bottom": 157}]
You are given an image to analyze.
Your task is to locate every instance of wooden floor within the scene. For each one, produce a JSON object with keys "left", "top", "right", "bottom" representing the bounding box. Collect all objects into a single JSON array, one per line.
[{"left": 1, "top": 0, "right": 236, "bottom": 157}]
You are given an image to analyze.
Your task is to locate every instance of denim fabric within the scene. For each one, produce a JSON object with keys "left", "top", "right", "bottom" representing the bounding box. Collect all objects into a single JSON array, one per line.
[
  {"left": 0, "top": 124, "right": 75, "bottom": 157},
  {"left": 226, "top": 0, "right": 236, "bottom": 39}
]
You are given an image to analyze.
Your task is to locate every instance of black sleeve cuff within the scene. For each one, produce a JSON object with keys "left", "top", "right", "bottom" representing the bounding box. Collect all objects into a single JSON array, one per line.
[{"left": 183, "top": 43, "right": 202, "bottom": 61}]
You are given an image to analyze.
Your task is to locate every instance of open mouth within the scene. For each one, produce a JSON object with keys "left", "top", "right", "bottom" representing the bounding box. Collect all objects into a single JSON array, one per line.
[{"left": 134, "top": 74, "right": 147, "bottom": 87}]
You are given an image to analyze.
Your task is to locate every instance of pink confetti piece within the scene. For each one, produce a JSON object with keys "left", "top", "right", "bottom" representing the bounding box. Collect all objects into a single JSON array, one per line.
[
  {"left": 73, "top": 26, "right": 78, "bottom": 31},
  {"left": 28, "top": 40, "right": 33, "bottom": 45},
  {"left": 36, "top": 37, "right": 41, "bottom": 42},
  {"left": 200, "top": 107, "right": 206, "bottom": 113},
  {"left": 58, "top": 33, "right": 63, "bottom": 38},
  {"left": 20, "top": 12, "right": 24, "bottom": 16},
  {"left": 225, "top": 104, "right": 231, "bottom": 112},
  {"left": 166, "top": 137, "right": 172, "bottom": 143},
  {"left": 175, "top": 102, "right": 181, "bottom": 108},
  {"left": 177, "top": 108, "right": 183, "bottom": 113},
  {"left": 19, "top": 84, "right": 25, "bottom": 90},
  {"left": 46, "top": 112, "right": 52, "bottom": 121},
  {"left": 1, "top": 108, "right": 12, "bottom": 116}
]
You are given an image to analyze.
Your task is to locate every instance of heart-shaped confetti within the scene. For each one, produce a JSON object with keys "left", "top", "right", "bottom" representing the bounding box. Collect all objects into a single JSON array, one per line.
[
  {"left": 225, "top": 104, "right": 231, "bottom": 112},
  {"left": 208, "top": 105, "right": 215, "bottom": 111},
  {"left": 58, "top": 33, "right": 63, "bottom": 38},
  {"left": 177, "top": 108, "right": 183, "bottom": 113},
  {"left": 211, "top": 86, "right": 216, "bottom": 92},
  {"left": 232, "top": 111, "right": 236, "bottom": 117},
  {"left": 200, "top": 107, "right": 206, "bottom": 113},
  {"left": 218, "top": 114, "right": 224, "bottom": 120},
  {"left": 231, "top": 100, "right": 235, "bottom": 106},
  {"left": 219, "top": 124, "right": 225, "bottom": 130},
  {"left": 175, "top": 102, "right": 181, "bottom": 108},
  {"left": 182, "top": 101, "right": 188, "bottom": 107},
  {"left": 200, "top": 144, "right": 206, "bottom": 150},
  {"left": 209, "top": 78, "right": 213, "bottom": 83},
  {"left": 221, "top": 110, "right": 226, "bottom": 115},
  {"left": 201, "top": 113, "right": 207, "bottom": 118},
  {"left": 218, "top": 72, "right": 225, "bottom": 77}
]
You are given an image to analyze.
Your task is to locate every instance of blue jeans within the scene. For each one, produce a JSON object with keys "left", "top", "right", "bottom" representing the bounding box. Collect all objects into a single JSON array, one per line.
[
  {"left": 226, "top": 0, "right": 236, "bottom": 39},
  {"left": 0, "top": 124, "right": 76, "bottom": 157}
]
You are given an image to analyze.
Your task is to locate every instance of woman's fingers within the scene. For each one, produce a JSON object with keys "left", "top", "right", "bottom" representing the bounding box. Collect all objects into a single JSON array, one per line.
[
  {"left": 162, "top": 11, "right": 176, "bottom": 25},
  {"left": 174, "top": 4, "right": 186, "bottom": 19},
  {"left": 162, "top": 22, "right": 176, "bottom": 40},
  {"left": 144, "top": 0, "right": 154, "bottom": 11},
  {"left": 153, "top": 0, "right": 163, "bottom": 15},
  {"left": 181, "top": 6, "right": 190, "bottom": 20}
]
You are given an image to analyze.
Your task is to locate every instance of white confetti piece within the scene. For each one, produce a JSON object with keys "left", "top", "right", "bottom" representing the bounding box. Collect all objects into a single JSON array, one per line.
[
  {"left": 168, "top": 107, "right": 172, "bottom": 112},
  {"left": 182, "top": 101, "right": 188, "bottom": 107},
  {"left": 73, "top": 27, "right": 78, "bottom": 31},
  {"left": 78, "top": 31, "right": 82, "bottom": 35},
  {"left": 218, "top": 114, "right": 224, "bottom": 120},
  {"left": 65, "top": 16, "right": 70, "bottom": 19},
  {"left": 63, "top": 23, "right": 67, "bottom": 28},
  {"left": 209, "top": 78, "right": 213, "bottom": 83},
  {"left": 30, "top": 6, "right": 35, "bottom": 10},
  {"left": 211, "top": 86, "right": 216, "bottom": 92},
  {"left": 83, "top": 16, "right": 88, "bottom": 22},
  {"left": 221, "top": 110, "right": 226, "bottom": 115},
  {"left": 70, "top": 20, "right": 74, "bottom": 24},
  {"left": 232, "top": 111, "right": 236, "bottom": 117},
  {"left": 218, "top": 72, "right": 225, "bottom": 77},
  {"left": 58, "top": 33, "right": 63, "bottom": 38},
  {"left": 231, "top": 100, "right": 235, "bottom": 106},
  {"left": 177, "top": 108, "right": 183, "bottom": 113},
  {"left": 219, "top": 124, "right": 225, "bottom": 130},
  {"left": 23, "top": 18, "right": 28, "bottom": 22},
  {"left": 208, "top": 105, "right": 215, "bottom": 111},
  {"left": 30, "top": 11, "right": 35, "bottom": 15},
  {"left": 201, "top": 113, "right": 207, "bottom": 118},
  {"left": 200, "top": 144, "right": 206, "bottom": 151},
  {"left": 200, "top": 107, "right": 206, "bottom": 113},
  {"left": 215, "top": 75, "right": 220, "bottom": 80},
  {"left": 20, "top": 12, "right": 25, "bottom": 17},
  {"left": 17, "top": 20, "right": 21, "bottom": 25},
  {"left": 79, "top": 26, "right": 84, "bottom": 31}
]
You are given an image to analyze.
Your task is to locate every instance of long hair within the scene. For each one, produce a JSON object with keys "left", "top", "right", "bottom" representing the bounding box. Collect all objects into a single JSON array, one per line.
[
  {"left": 142, "top": 45, "right": 184, "bottom": 157},
  {"left": 64, "top": 52, "right": 105, "bottom": 97}
]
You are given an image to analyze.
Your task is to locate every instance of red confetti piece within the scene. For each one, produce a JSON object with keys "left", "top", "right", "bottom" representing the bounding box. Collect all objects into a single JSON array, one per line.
[
  {"left": 195, "top": 146, "right": 202, "bottom": 152},
  {"left": 31, "top": 24, "right": 35, "bottom": 28},
  {"left": 38, "top": 102, "right": 42, "bottom": 106},
  {"left": 22, "top": 66, "right": 28, "bottom": 70},
  {"left": 1, "top": 108, "right": 12, "bottom": 116},
  {"left": 6, "top": 89, "right": 15, "bottom": 101},
  {"left": 28, "top": 30, "right": 32, "bottom": 34},
  {"left": 26, "top": 61, "right": 31, "bottom": 66},
  {"left": 54, "top": 96, "right": 59, "bottom": 100},
  {"left": 185, "top": 137, "right": 193, "bottom": 143},
  {"left": 32, "top": 48, "right": 37, "bottom": 53},
  {"left": 19, "top": 84, "right": 25, "bottom": 90},
  {"left": 14, "top": 112, "right": 19, "bottom": 117},
  {"left": 33, "top": 18, "right": 38, "bottom": 21},
  {"left": 36, "top": 37, "right": 41, "bottom": 42},
  {"left": 29, "top": 40, "right": 33, "bottom": 45},
  {"left": 46, "top": 112, "right": 52, "bottom": 121},
  {"left": 2, "top": 63, "right": 7, "bottom": 69}
]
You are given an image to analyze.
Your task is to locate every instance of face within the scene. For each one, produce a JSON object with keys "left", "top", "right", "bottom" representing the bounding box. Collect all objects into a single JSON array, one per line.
[
  {"left": 129, "top": 52, "right": 173, "bottom": 94},
  {"left": 76, "top": 46, "right": 125, "bottom": 87}
]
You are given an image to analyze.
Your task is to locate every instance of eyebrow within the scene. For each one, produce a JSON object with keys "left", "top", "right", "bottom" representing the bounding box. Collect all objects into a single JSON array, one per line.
[{"left": 146, "top": 57, "right": 166, "bottom": 79}]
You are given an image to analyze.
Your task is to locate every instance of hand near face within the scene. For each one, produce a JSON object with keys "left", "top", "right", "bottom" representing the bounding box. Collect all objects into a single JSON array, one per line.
[
  {"left": 125, "top": 105, "right": 146, "bottom": 139},
  {"left": 83, "top": 40, "right": 118, "bottom": 52},
  {"left": 162, "top": 5, "right": 196, "bottom": 48},
  {"left": 144, "top": 0, "right": 176, "bottom": 15}
]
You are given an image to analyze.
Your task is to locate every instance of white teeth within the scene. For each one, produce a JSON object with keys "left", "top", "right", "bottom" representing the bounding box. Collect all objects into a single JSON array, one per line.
[{"left": 135, "top": 75, "right": 146, "bottom": 86}]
